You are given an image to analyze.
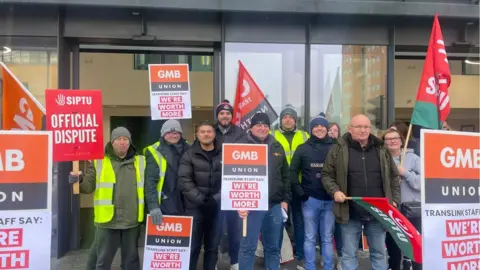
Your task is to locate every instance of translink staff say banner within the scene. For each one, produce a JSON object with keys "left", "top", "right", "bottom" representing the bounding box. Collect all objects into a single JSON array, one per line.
[
  {"left": 221, "top": 143, "right": 269, "bottom": 211},
  {"left": 142, "top": 215, "right": 193, "bottom": 270},
  {"left": 0, "top": 131, "right": 53, "bottom": 269},
  {"left": 45, "top": 90, "right": 104, "bottom": 162},
  {"left": 421, "top": 130, "right": 480, "bottom": 269},
  {"left": 148, "top": 64, "right": 192, "bottom": 120}
]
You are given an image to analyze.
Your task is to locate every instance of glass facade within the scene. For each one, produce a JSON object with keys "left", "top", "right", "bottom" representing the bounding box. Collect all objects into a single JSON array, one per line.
[
  {"left": 311, "top": 45, "right": 387, "bottom": 135},
  {"left": 224, "top": 42, "right": 306, "bottom": 129},
  {"left": 0, "top": 47, "right": 58, "bottom": 106},
  {"left": 134, "top": 54, "right": 213, "bottom": 72}
]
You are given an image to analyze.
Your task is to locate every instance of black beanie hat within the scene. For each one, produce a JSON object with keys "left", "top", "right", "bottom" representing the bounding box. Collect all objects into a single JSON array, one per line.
[
  {"left": 215, "top": 100, "right": 234, "bottom": 117},
  {"left": 250, "top": 113, "right": 270, "bottom": 128}
]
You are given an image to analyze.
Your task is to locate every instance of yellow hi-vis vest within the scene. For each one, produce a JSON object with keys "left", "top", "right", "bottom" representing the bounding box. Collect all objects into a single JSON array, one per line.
[
  {"left": 93, "top": 155, "right": 146, "bottom": 224},
  {"left": 145, "top": 142, "right": 167, "bottom": 204},
  {"left": 273, "top": 130, "right": 309, "bottom": 165}
]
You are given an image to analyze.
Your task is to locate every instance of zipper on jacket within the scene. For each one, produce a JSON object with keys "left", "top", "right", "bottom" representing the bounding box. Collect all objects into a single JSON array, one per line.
[{"left": 362, "top": 148, "right": 368, "bottom": 194}]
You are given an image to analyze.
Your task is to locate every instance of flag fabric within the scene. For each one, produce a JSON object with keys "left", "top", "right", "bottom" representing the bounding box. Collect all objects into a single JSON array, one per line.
[
  {"left": 1, "top": 62, "right": 45, "bottom": 130},
  {"left": 350, "top": 197, "right": 422, "bottom": 263},
  {"left": 232, "top": 60, "right": 278, "bottom": 131},
  {"left": 410, "top": 14, "right": 451, "bottom": 130},
  {"left": 325, "top": 67, "right": 342, "bottom": 124}
]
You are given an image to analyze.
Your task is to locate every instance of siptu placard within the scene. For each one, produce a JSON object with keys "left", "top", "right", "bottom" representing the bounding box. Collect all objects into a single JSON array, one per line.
[
  {"left": 148, "top": 64, "right": 192, "bottom": 120},
  {"left": 45, "top": 89, "right": 104, "bottom": 162},
  {"left": 221, "top": 143, "right": 269, "bottom": 211},
  {"left": 421, "top": 129, "right": 480, "bottom": 269}
]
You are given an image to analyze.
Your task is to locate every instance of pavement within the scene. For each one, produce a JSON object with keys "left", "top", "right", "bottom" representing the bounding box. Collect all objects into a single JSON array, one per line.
[{"left": 51, "top": 248, "right": 373, "bottom": 270}]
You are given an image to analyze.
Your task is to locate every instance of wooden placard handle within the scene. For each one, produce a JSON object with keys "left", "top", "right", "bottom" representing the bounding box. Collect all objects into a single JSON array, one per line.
[{"left": 72, "top": 160, "right": 80, "bottom": 194}]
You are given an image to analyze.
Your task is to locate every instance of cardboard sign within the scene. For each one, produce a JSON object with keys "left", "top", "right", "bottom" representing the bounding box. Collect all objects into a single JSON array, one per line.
[
  {"left": 142, "top": 215, "right": 193, "bottom": 270},
  {"left": 0, "top": 131, "right": 53, "bottom": 269},
  {"left": 0, "top": 131, "right": 52, "bottom": 211},
  {"left": 0, "top": 211, "right": 52, "bottom": 269},
  {"left": 421, "top": 130, "right": 480, "bottom": 269},
  {"left": 45, "top": 89, "right": 104, "bottom": 162},
  {"left": 221, "top": 143, "right": 269, "bottom": 211},
  {"left": 148, "top": 64, "right": 192, "bottom": 120}
]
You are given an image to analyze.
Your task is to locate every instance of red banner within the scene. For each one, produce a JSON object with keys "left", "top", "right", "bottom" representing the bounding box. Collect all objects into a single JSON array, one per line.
[
  {"left": 233, "top": 60, "right": 277, "bottom": 131},
  {"left": 352, "top": 197, "right": 422, "bottom": 263},
  {"left": 45, "top": 89, "right": 104, "bottom": 162}
]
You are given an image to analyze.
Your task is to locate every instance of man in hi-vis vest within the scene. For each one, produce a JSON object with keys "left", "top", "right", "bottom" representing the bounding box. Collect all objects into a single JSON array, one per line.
[
  {"left": 69, "top": 127, "right": 145, "bottom": 270},
  {"left": 145, "top": 119, "right": 190, "bottom": 224},
  {"left": 273, "top": 106, "right": 309, "bottom": 261}
]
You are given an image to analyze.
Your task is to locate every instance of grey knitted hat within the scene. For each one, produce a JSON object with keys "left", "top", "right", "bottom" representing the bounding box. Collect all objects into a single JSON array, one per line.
[
  {"left": 280, "top": 107, "right": 298, "bottom": 123},
  {"left": 161, "top": 120, "right": 183, "bottom": 138},
  {"left": 111, "top": 127, "right": 131, "bottom": 142}
]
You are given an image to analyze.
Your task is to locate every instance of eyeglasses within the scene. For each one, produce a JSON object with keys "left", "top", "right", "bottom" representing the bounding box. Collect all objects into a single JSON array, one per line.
[{"left": 350, "top": 125, "right": 371, "bottom": 130}]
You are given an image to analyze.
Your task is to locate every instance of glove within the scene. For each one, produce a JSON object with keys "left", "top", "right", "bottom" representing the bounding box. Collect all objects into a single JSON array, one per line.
[
  {"left": 202, "top": 197, "right": 217, "bottom": 209},
  {"left": 69, "top": 172, "right": 82, "bottom": 184},
  {"left": 301, "top": 194, "right": 309, "bottom": 202},
  {"left": 150, "top": 208, "right": 163, "bottom": 225}
]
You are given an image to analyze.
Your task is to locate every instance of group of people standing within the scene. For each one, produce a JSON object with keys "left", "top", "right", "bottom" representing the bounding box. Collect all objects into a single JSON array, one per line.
[{"left": 69, "top": 100, "right": 423, "bottom": 270}]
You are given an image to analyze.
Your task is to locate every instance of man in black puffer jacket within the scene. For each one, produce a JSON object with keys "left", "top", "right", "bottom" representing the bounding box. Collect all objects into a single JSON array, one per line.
[
  {"left": 178, "top": 122, "right": 223, "bottom": 270},
  {"left": 237, "top": 113, "right": 291, "bottom": 270}
]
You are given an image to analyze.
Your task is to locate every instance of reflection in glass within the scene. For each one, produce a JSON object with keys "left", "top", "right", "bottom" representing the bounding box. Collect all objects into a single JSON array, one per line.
[
  {"left": 225, "top": 42, "right": 305, "bottom": 129},
  {"left": 310, "top": 45, "right": 387, "bottom": 135}
]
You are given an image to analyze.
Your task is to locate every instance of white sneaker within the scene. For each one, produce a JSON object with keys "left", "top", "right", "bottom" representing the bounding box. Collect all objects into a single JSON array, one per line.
[{"left": 230, "top": 263, "right": 238, "bottom": 270}]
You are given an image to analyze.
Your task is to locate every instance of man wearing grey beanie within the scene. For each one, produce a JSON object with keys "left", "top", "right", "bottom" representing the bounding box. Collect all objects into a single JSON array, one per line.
[
  {"left": 69, "top": 126, "right": 145, "bottom": 270},
  {"left": 144, "top": 119, "right": 190, "bottom": 226},
  {"left": 273, "top": 105, "right": 309, "bottom": 262}
]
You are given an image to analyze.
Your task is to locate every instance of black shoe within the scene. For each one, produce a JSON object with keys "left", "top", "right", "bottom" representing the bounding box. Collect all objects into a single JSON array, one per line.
[{"left": 402, "top": 258, "right": 412, "bottom": 270}]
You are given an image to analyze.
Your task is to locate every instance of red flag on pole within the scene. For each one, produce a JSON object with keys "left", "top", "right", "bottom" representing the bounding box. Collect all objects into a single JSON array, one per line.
[
  {"left": 410, "top": 13, "right": 451, "bottom": 129},
  {"left": 232, "top": 60, "right": 278, "bottom": 131}
]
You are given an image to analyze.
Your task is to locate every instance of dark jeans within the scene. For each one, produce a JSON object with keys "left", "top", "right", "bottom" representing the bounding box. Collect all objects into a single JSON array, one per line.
[
  {"left": 222, "top": 210, "right": 241, "bottom": 265},
  {"left": 239, "top": 204, "right": 283, "bottom": 270},
  {"left": 386, "top": 217, "right": 422, "bottom": 270},
  {"left": 95, "top": 226, "right": 140, "bottom": 270},
  {"left": 335, "top": 223, "right": 343, "bottom": 257},
  {"left": 187, "top": 206, "right": 223, "bottom": 270},
  {"left": 280, "top": 195, "right": 304, "bottom": 260}
]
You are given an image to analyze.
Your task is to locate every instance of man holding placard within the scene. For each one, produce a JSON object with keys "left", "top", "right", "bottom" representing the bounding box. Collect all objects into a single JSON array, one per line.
[
  {"left": 145, "top": 119, "right": 190, "bottom": 224},
  {"left": 236, "top": 112, "right": 291, "bottom": 270},
  {"left": 69, "top": 127, "right": 146, "bottom": 270}
]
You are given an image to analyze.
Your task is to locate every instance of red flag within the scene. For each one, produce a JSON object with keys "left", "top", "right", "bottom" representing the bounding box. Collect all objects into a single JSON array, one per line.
[
  {"left": 351, "top": 197, "right": 422, "bottom": 263},
  {"left": 232, "top": 60, "right": 278, "bottom": 131},
  {"left": 411, "top": 14, "right": 451, "bottom": 129},
  {"left": 1, "top": 62, "right": 45, "bottom": 130}
]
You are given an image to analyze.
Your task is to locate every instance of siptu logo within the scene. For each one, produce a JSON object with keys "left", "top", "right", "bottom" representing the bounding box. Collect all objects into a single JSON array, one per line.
[{"left": 56, "top": 94, "right": 66, "bottom": 106}]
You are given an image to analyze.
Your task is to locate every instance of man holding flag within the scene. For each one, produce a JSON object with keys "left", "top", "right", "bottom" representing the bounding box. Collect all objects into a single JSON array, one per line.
[{"left": 322, "top": 114, "right": 400, "bottom": 270}]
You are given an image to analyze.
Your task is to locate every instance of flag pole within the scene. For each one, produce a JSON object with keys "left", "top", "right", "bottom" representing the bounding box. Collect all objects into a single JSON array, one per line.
[{"left": 400, "top": 124, "right": 413, "bottom": 166}]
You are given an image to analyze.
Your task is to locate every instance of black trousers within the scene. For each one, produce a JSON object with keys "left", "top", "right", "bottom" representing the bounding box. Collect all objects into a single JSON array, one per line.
[
  {"left": 386, "top": 217, "right": 422, "bottom": 270},
  {"left": 186, "top": 205, "right": 223, "bottom": 270},
  {"left": 85, "top": 227, "right": 126, "bottom": 270},
  {"left": 94, "top": 226, "right": 140, "bottom": 270}
]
